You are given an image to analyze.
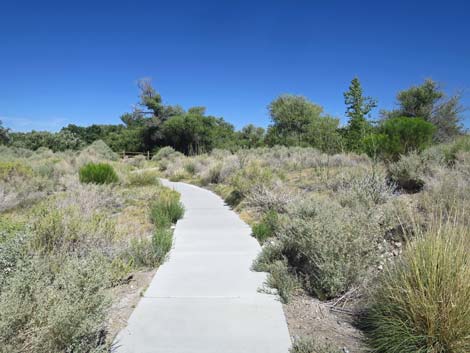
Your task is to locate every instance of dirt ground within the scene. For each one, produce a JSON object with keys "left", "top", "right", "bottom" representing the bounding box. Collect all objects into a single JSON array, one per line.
[
  {"left": 284, "top": 293, "right": 365, "bottom": 353},
  {"left": 106, "top": 269, "right": 157, "bottom": 343}
]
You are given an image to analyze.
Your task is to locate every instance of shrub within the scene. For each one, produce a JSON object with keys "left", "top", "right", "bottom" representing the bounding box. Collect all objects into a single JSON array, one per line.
[
  {"left": 0, "top": 219, "right": 29, "bottom": 289},
  {"left": 81, "top": 140, "right": 118, "bottom": 161},
  {"left": 279, "top": 197, "right": 380, "bottom": 299},
  {"left": 124, "top": 154, "right": 146, "bottom": 168},
  {"left": 426, "top": 135, "right": 470, "bottom": 165},
  {"left": 252, "top": 222, "right": 271, "bottom": 243},
  {"left": 363, "top": 117, "right": 436, "bottom": 161},
  {"left": 30, "top": 202, "right": 117, "bottom": 255},
  {"left": 251, "top": 210, "right": 279, "bottom": 243},
  {"left": 152, "top": 146, "right": 182, "bottom": 161},
  {"left": 127, "top": 228, "right": 172, "bottom": 268},
  {"left": 79, "top": 162, "right": 119, "bottom": 184},
  {"left": 387, "top": 152, "right": 426, "bottom": 191},
  {"left": 339, "top": 169, "right": 394, "bottom": 207},
  {"left": 265, "top": 259, "right": 298, "bottom": 303},
  {"left": 0, "top": 255, "right": 110, "bottom": 353},
  {"left": 152, "top": 228, "right": 173, "bottom": 262},
  {"left": 149, "top": 191, "right": 184, "bottom": 228},
  {"left": 183, "top": 161, "right": 197, "bottom": 175},
  {"left": 252, "top": 242, "right": 284, "bottom": 272},
  {"left": 361, "top": 221, "right": 470, "bottom": 353},
  {"left": 246, "top": 182, "right": 295, "bottom": 213},
  {"left": 0, "top": 161, "right": 32, "bottom": 181},
  {"left": 127, "top": 170, "right": 160, "bottom": 186},
  {"left": 290, "top": 337, "right": 342, "bottom": 353}
]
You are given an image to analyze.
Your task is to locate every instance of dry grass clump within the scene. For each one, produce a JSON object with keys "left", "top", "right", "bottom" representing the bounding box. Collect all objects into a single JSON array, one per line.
[
  {"left": 361, "top": 218, "right": 470, "bottom": 353},
  {"left": 290, "top": 337, "right": 342, "bottom": 353},
  {"left": 126, "top": 169, "right": 160, "bottom": 186}
]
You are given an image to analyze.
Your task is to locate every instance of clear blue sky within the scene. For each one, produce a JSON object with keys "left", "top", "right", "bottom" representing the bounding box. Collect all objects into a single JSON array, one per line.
[{"left": 1, "top": 0, "right": 469, "bottom": 132}]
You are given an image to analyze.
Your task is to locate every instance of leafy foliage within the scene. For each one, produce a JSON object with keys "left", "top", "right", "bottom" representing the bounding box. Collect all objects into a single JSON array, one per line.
[
  {"left": 382, "top": 79, "right": 464, "bottom": 142},
  {"left": 363, "top": 117, "right": 436, "bottom": 160},
  {"left": 266, "top": 95, "right": 341, "bottom": 152}
]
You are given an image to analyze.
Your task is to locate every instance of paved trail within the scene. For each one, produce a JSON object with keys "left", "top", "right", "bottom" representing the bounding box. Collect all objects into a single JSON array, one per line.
[{"left": 114, "top": 180, "right": 291, "bottom": 353}]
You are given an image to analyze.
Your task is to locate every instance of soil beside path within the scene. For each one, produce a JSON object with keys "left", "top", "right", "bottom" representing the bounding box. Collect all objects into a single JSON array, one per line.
[{"left": 113, "top": 180, "right": 291, "bottom": 353}]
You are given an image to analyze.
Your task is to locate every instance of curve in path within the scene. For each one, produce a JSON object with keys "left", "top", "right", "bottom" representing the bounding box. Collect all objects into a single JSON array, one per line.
[{"left": 114, "top": 180, "right": 291, "bottom": 353}]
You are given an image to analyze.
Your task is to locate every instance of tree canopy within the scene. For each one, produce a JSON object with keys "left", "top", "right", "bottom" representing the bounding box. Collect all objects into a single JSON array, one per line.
[
  {"left": 382, "top": 79, "right": 463, "bottom": 142},
  {"left": 266, "top": 95, "right": 341, "bottom": 152}
]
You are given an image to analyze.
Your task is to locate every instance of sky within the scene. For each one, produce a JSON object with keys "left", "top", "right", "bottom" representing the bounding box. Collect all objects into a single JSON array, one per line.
[{"left": 0, "top": 0, "right": 469, "bottom": 132}]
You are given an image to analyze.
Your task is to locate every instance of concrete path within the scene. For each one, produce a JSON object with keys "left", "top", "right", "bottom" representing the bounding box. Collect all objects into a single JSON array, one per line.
[{"left": 113, "top": 180, "right": 291, "bottom": 353}]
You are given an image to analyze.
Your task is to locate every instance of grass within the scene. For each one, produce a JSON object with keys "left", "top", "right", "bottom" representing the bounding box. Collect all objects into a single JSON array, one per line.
[
  {"left": 149, "top": 190, "right": 185, "bottom": 228},
  {"left": 79, "top": 162, "right": 119, "bottom": 184},
  {"left": 290, "top": 337, "right": 342, "bottom": 353},
  {"left": 251, "top": 210, "right": 278, "bottom": 243},
  {"left": 360, "top": 219, "right": 470, "bottom": 353}
]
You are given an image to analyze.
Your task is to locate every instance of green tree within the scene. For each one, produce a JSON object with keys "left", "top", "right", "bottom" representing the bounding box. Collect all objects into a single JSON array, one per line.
[
  {"left": 343, "top": 77, "right": 377, "bottom": 151},
  {"left": 237, "top": 124, "right": 266, "bottom": 148},
  {"left": 305, "top": 116, "right": 342, "bottom": 153},
  {"left": 382, "top": 79, "right": 464, "bottom": 142},
  {"left": 161, "top": 112, "right": 236, "bottom": 154},
  {"left": 128, "top": 79, "right": 185, "bottom": 150},
  {"left": 267, "top": 95, "right": 323, "bottom": 145},
  {"left": 266, "top": 95, "right": 341, "bottom": 152},
  {"left": 104, "top": 128, "right": 144, "bottom": 152},
  {"left": 0, "top": 120, "right": 9, "bottom": 144}
]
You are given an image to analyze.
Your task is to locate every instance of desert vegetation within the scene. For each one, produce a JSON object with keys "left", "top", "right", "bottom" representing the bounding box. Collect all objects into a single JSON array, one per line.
[
  {"left": 0, "top": 141, "right": 183, "bottom": 352},
  {"left": 154, "top": 133, "right": 470, "bottom": 352},
  {"left": 1, "top": 76, "right": 468, "bottom": 353}
]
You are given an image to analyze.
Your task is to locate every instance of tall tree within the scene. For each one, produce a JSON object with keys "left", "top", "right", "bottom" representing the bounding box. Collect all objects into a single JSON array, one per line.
[
  {"left": 382, "top": 79, "right": 464, "bottom": 142},
  {"left": 343, "top": 77, "right": 377, "bottom": 151}
]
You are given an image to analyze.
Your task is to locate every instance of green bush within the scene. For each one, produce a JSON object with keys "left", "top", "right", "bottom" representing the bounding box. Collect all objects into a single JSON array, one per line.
[
  {"left": 251, "top": 210, "right": 279, "bottom": 243},
  {"left": 363, "top": 117, "right": 436, "bottom": 161},
  {"left": 149, "top": 191, "right": 184, "bottom": 228},
  {"left": 152, "top": 228, "right": 173, "bottom": 262},
  {"left": 252, "top": 242, "right": 284, "bottom": 272},
  {"left": 79, "top": 162, "right": 119, "bottom": 184},
  {"left": 361, "top": 222, "right": 470, "bottom": 353}
]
